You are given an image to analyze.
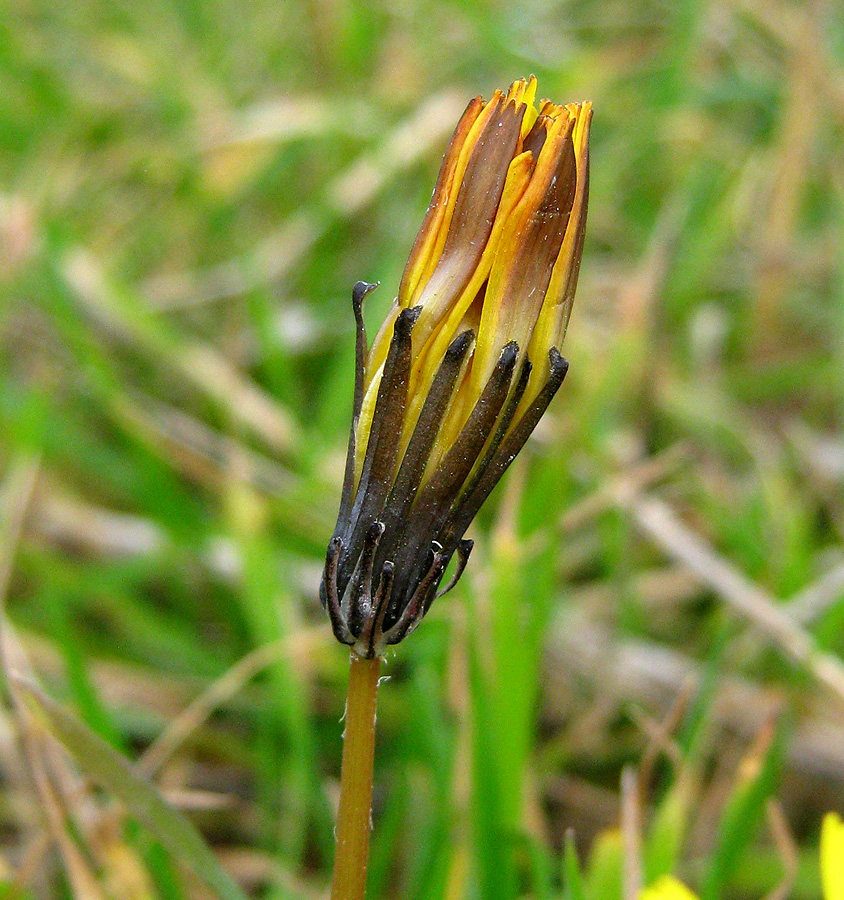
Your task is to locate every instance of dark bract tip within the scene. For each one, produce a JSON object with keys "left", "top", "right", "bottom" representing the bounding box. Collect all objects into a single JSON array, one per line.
[
  {"left": 352, "top": 281, "right": 380, "bottom": 305},
  {"left": 548, "top": 348, "right": 569, "bottom": 383},
  {"left": 498, "top": 340, "right": 519, "bottom": 371},
  {"left": 366, "top": 521, "right": 385, "bottom": 544},
  {"left": 395, "top": 305, "right": 422, "bottom": 336},
  {"left": 445, "top": 329, "right": 475, "bottom": 362},
  {"left": 521, "top": 355, "right": 534, "bottom": 379}
]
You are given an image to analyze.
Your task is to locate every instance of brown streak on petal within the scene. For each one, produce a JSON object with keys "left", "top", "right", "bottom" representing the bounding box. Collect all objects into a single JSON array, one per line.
[
  {"left": 441, "top": 99, "right": 525, "bottom": 267},
  {"left": 493, "top": 126, "right": 577, "bottom": 347},
  {"left": 559, "top": 145, "right": 590, "bottom": 338},
  {"left": 398, "top": 97, "right": 485, "bottom": 306},
  {"left": 522, "top": 115, "right": 549, "bottom": 164},
  {"left": 411, "top": 99, "right": 527, "bottom": 347}
]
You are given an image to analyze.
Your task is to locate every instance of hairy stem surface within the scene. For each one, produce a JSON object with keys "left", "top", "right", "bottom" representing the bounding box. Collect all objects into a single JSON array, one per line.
[{"left": 330, "top": 652, "right": 381, "bottom": 900}]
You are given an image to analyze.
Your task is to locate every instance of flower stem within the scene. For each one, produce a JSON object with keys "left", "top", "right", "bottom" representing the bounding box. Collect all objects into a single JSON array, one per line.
[{"left": 331, "top": 651, "right": 381, "bottom": 900}]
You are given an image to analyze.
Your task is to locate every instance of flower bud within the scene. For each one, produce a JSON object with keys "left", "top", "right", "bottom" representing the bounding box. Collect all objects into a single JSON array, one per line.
[{"left": 322, "top": 77, "right": 591, "bottom": 658}]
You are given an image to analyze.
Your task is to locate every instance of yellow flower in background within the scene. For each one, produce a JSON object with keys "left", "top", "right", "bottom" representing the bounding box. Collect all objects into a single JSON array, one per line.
[
  {"left": 321, "top": 77, "right": 591, "bottom": 658},
  {"left": 636, "top": 812, "right": 844, "bottom": 900},
  {"left": 822, "top": 812, "right": 844, "bottom": 900},
  {"left": 640, "top": 876, "right": 700, "bottom": 900}
]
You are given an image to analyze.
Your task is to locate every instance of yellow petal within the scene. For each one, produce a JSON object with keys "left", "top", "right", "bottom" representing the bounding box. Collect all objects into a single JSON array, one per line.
[
  {"left": 822, "top": 812, "right": 844, "bottom": 900},
  {"left": 525, "top": 102, "right": 591, "bottom": 379},
  {"left": 639, "top": 876, "right": 701, "bottom": 900},
  {"left": 506, "top": 77, "right": 528, "bottom": 104},
  {"left": 505, "top": 75, "right": 539, "bottom": 141},
  {"left": 470, "top": 111, "right": 576, "bottom": 396},
  {"left": 412, "top": 150, "right": 534, "bottom": 384},
  {"left": 519, "top": 75, "right": 539, "bottom": 140}
]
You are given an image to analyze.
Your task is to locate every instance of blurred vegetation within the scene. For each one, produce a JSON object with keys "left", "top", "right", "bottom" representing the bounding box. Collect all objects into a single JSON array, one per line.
[{"left": 1, "top": 0, "right": 844, "bottom": 897}]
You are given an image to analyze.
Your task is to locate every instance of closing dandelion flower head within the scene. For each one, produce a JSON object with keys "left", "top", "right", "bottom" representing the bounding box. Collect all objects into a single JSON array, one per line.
[{"left": 321, "top": 77, "right": 591, "bottom": 657}]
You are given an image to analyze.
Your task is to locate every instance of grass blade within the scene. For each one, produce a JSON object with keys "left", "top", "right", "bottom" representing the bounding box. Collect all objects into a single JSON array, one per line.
[
  {"left": 13, "top": 678, "right": 250, "bottom": 900},
  {"left": 563, "top": 829, "right": 586, "bottom": 900}
]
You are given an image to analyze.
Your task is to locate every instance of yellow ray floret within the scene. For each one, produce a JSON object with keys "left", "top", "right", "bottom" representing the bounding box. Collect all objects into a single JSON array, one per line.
[{"left": 822, "top": 812, "right": 844, "bottom": 900}]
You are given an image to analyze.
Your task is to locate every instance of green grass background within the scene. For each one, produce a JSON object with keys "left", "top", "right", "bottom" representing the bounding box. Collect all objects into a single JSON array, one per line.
[{"left": 1, "top": 0, "right": 843, "bottom": 897}]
